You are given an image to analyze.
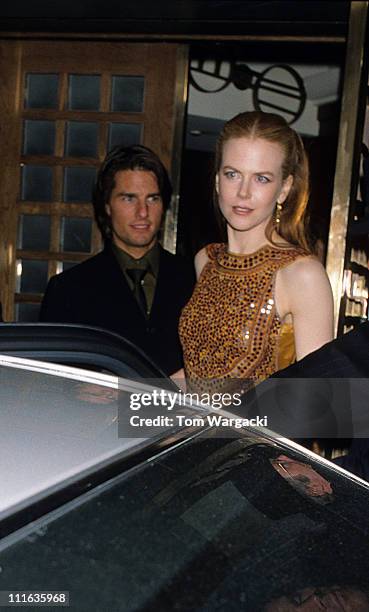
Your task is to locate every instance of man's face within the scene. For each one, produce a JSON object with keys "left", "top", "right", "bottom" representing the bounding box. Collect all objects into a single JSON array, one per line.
[{"left": 105, "top": 169, "right": 164, "bottom": 258}]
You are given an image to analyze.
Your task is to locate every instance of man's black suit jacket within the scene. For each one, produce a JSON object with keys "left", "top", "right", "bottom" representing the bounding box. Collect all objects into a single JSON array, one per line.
[
  {"left": 40, "top": 243, "right": 195, "bottom": 375},
  {"left": 243, "top": 322, "right": 369, "bottom": 479},
  {"left": 274, "top": 321, "right": 369, "bottom": 379},
  {"left": 273, "top": 322, "right": 369, "bottom": 478}
]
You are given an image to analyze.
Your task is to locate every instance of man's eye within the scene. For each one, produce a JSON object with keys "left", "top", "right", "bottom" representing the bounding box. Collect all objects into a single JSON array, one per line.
[
  {"left": 148, "top": 195, "right": 161, "bottom": 203},
  {"left": 256, "top": 175, "right": 270, "bottom": 183},
  {"left": 122, "top": 195, "right": 134, "bottom": 202}
]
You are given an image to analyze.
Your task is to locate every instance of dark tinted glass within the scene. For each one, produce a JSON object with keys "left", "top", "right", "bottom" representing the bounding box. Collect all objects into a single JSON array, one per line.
[
  {"left": 17, "top": 214, "right": 51, "bottom": 251},
  {"left": 25, "top": 74, "right": 59, "bottom": 109},
  {"left": 60, "top": 217, "right": 92, "bottom": 252},
  {"left": 16, "top": 259, "right": 49, "bottom": 293},
  {"left": 21, "top": 166, "right": 53, "bottom": 202},
  {"left": 65, "top": 122, "right": 99, "bottom": 158},
  {"left": 63, "top": 167, "right": 96, "bottom": 203},
  {"left": 108, "top": 123, "right": 142, "bottom": 150},
  {"left": 61, "top": 261, "right": 79, "bottom": 272},
  {"left": 15, "top": 303, "right": 41, "bottom": 322},
  {"left": 23, "top": 120, "right": 55, "bottom": 156},
  {"left": 68, "top": 75, "right": 100, "bottom": 111},
  {"left": 2, "top": 432, "right": 369, "bottom": 611},
  {"left": 111, "top": 76, "right": 144, "bottom": 112}
]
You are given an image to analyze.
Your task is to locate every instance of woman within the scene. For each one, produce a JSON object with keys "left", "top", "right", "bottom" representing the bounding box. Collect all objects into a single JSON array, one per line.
[{"left": 178, "top": 111, "right": 333, "bottom": 394}]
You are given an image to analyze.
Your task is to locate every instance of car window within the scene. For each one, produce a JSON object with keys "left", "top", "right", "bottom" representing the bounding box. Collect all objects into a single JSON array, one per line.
[
  {"left": 0, "top": 323, "right": 173, "bottom": 381},
  {"left": 0, "top": 356, "right": 202, "bottom": 522},
  {"left": 6, "top": 350, "right": 145, "bottom": 378},
  {"left": 1, "top": 433, "right": 369, "bottom": 611}
]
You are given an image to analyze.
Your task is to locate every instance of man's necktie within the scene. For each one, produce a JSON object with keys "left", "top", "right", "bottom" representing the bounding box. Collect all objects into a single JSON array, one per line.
[{"left": 126, "top": 268, "right": 148, "bottom": 317}]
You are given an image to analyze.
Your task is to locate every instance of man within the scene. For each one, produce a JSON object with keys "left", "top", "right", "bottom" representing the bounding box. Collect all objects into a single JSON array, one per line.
[
  {"left": 272, "top": 321, "right": 369, "bottom": 480},
  {"left": 241, "top": 322, "right": 369, "bottom": 480},
  {"left": 40, "top": 145, "right": 195, "bottom": 376}
]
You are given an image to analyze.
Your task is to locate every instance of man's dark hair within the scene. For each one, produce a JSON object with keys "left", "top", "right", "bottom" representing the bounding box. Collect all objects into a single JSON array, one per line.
[{"left": 93, "top": 144, "right": 172, "bottom": 240}]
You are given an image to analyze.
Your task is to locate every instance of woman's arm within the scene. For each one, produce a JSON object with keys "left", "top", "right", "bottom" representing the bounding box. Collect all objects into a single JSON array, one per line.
[
  {"left": 275, "top": 256, "right": 334, "bottom": 361},
  {"left": 173, "top": 248, "right": 209, "bottom": 389},
  {"left": 170, "top": 368, "right": 186, "bottom": 391}
]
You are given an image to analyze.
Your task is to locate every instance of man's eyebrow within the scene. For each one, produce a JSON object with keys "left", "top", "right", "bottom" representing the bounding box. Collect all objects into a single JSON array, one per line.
[{"left": 115, "top": 191, "right": 162, "bottom": 198}]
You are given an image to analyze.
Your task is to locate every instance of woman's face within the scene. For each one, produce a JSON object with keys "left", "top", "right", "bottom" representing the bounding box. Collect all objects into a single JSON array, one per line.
[{"left": 216, "top": 136, "right": 293, "bottom": 235}]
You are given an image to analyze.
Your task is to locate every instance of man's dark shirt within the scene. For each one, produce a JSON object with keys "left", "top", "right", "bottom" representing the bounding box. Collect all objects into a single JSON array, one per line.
[{"left": 112, "top": 242, "right": 159, "bottom": 315}]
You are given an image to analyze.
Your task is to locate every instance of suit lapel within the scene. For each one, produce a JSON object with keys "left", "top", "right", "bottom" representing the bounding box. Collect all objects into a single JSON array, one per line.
[{"left": 149, "top": 246, "right": 171, "bottom": 324}]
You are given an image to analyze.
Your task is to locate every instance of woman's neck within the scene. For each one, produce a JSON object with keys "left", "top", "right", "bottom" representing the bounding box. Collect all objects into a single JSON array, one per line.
[
  {"left": 226, "top": 225, "right": 289, "bottom": 255},
  {"left": 226, "top": 225, "right": 270, "bottom": 255}
]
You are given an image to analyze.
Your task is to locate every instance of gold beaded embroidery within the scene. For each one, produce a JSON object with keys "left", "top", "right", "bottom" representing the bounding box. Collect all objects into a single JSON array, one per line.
[{"left": 179, "top": 243, "right": 308, "bottom": 394}]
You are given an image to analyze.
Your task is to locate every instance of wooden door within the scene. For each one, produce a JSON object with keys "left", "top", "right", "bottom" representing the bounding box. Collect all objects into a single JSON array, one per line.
[{"left": 0, "top": 41, "right": 182, "bottom": 322}]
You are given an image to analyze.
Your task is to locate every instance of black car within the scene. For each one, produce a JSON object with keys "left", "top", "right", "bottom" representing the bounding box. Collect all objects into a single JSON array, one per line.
[{"left": 0, "top": 324, "right": 368, "bottom": 611}]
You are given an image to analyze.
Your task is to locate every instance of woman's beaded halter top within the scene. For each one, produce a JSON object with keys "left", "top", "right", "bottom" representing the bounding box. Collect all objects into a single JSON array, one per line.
[{"left": 179, "top": 243, "right": 307, "bottom": 394}]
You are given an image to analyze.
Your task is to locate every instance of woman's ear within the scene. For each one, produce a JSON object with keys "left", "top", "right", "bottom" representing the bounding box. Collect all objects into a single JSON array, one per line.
[{"left": 278, "top": 174, "right": 293, "bottom": 204}]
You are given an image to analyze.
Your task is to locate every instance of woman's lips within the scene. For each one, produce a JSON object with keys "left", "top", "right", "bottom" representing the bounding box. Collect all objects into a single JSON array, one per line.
[{"left": 232, "top": 206, "right": 253, "bottom": 214}]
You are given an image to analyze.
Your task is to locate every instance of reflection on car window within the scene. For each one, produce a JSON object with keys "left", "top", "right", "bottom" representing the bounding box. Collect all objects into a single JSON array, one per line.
[
  {"left": 0, "top": 361, "right": 145, "bottom": 519},
  {"left": 270, "top": 454, "right": 334, "bottom": 504},
  {"left": 1, "top": 433, "right": 369, "bottom": 611}
]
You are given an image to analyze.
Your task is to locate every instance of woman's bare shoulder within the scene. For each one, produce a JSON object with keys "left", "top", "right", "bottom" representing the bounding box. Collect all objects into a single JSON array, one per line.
[
  {"left": 194, "top": 246, "right": 210, "bottom": 279},
  {"left": 280, "top": 254, "right": 327, "bottom": 285},
  {"left": 278, "top": 254, "right": 333, "bottom": 316}
]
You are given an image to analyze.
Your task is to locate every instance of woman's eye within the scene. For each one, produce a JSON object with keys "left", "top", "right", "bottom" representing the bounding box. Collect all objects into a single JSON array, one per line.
[
  {"left": 224, "top": 170, "right": 238, "bottom": 179},
  {"left": 256, "top": 175, "right": 270, "bottom": 183}
]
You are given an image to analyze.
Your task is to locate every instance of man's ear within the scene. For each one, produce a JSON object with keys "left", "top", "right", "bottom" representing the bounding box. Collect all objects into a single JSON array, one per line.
[
  {"left": 105, "top": 203, "right": 111, "bottom": 216},
  {"left": 278, "top": 174, "right": 293, "bottom": 204},
  {"left": 215, "top": 173, "right": 219, "bottom": 194}
]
